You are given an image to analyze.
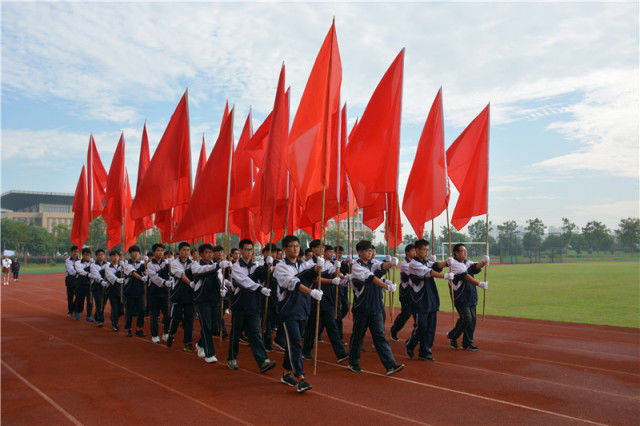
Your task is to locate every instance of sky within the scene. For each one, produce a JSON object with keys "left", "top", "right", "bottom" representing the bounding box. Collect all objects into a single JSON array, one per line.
[{"left": 1, "top": 1, "right": 638, "bottom": 236}]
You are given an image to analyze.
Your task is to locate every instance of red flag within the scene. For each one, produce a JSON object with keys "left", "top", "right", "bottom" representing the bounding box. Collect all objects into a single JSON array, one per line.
[
  {"left": 103, "top": 134, "right": 126, "bottom": 227},
  {"left": 155, "top": 209, "right": 173, "bottom": 244},
  {"left": 134, "top": 124, "right": 153, "bottom": 236},
  {"left": 258, "top": 65, "right": 289, "bottom": 236},
  {"left": 131, "top": 91, "right": 192, "bottom": 219},
  {"left": 447, "top": 104, "right": 490, "bottom": 230},
  {"left": 107, "top": 171, "right": 136, "bottom": 250},
  {"left": 385, "top": 192, "right": 402, "bottom": 249},
  {"left": 195, "top": 135, "right": 207, "bottom": 187},
  {"left": 245, "top": 112, "right": 271, "bottom": 169},
  {"left": 402, "top": 88, "right": 449, "bottom": 238},
  {"left": 87, "top": 135, "right": 107, "bottom": 220},
  {"left": 230, "top": 111, "right": 255, "bottom": 238},
  {"left": 174, "top": 108, "right": 234, "bottom": 241},
  {"left": 71, "top": 166, "right": 89, "bottom": 248},
  {"left": 287, "top": 21, "right": 341, "bottom": 204},
  {"left": 344, "top": 49, "right": 404, "bottom": 208}
]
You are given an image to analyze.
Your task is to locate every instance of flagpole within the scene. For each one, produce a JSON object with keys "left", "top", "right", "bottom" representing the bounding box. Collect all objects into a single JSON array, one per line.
[
  {"left": 222, "top": 107, "right": 235, "bottom": 341},
  {"left": 445, "top": 205, "right": 455, "bottom": 325},
  {"left": 482, "top": 105, "right": 490, "bottom": 320}
]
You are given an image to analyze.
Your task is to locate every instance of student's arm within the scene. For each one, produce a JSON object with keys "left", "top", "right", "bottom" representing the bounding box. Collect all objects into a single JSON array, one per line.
[
  {"left": 148, "top": 262, "right": 170, "bottom": 288},
  {"left": 230, "top": 263, "right": 263, "bottom": 292},
  {"left": 74, "top": 260, "right": 89, "bottom": 276},
  {"left": 351, "top": 262, "right": 395, "bottom": 291},
  {"left": 65, "top": 259, "right": 76, "bottom": 276},
  {"left": 170, "top": 259, "right": 191, "bottom": 285},
  {"left": 104, "top": 266, "right": 123, "bottom": 285},
  {"left": 89, "top": 264, "right": 105, "bottom": 284}
]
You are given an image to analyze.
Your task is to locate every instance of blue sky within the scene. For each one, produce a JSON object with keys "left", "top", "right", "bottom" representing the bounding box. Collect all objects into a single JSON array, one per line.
[{"left": 1, "top": 1, "right": 638, "bottom": 234}]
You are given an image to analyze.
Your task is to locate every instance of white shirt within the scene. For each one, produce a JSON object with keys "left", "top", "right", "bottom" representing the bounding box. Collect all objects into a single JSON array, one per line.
[{"left": 2, "top": 258, "right": 12, "bottom": 269}]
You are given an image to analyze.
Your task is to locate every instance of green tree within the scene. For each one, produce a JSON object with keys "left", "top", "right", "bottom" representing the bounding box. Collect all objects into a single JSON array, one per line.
[
  {"left": 497, "top": 220, "right": 518, "bottom": 263},
  {"left": 561, "top": 217, "right": 577, "bottom": 255},
  {"left": 522, "top": 218, "right": 545, "bottom": 262},
  {"left": 582, "top": 221, "right": 613, "bottom": 255},
  {"left": 542, "top": 233, "right": 563, "bottom": 263},
  {"left": 615, "top": 217, "right": 640, "bottom": 252}
]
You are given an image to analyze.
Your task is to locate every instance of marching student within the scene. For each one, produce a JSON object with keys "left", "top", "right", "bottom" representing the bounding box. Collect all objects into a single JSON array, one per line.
[
  {"left": 65, "top": 246, "right": 79, "bottom": 316},
  {"left": 1, "top": 256, "right": 11, "bottom": 285},
  {"left": 123, "top": 246, "right": 147, "bottom": 338},
  {"left": 88, "top": 249, "right": 108, "bottom": 327},
  {"left": 390, "top": 244, "right": 416, "bottom": 341},
  {"left": 273, "top": 234, "right": 323, "bottom": 393},
  {"left": 10, "top": 257, "right": 20, "bottom": 282},
  {"left": 447, "top": 243, "right": 489, "bottom": 351},
  {"left": 302, "top": 244, "right": 349, "bottom": 363},
  {"left": 212, "top": 245, "right": 229, "bottom": 339},
  {"left": 147, "top": 244, "right": 172, "bottom": 344},
  {"left": 226, "top": 239, "right": 276, "bottom": 373},
  {"left": 167, "top": 242, "right": 195, "bottom": 351},
  {"left": 347, "top": 240, "right": 404, "bottom": 375},
  {"left": 405, "top": 240, "right": 453, "bottom": 361},
  {"left": 191, "top": 243, "right": 229, "bottom": 363},
  {"left": 74, "top": 247, "right": 93, "bottom": 321},
  {"left": 257, "top": 243, "right": 279, "bottom": 351},
  {"left": 104, "top": 249, "right": 124, "bottom": 331}
]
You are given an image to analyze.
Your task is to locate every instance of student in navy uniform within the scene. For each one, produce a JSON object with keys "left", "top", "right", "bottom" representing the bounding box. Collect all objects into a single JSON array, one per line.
[
  {"left": 347, "top": 240, "right": 404, "bottom": 375},
  {"left": 123, "top": 246, "right": 147, "bottom": 338},
  {"left": 212, "top": 246, "right": 229, "bottom": 339},
  {"left": 447, "top": 243, "right": 489, "bottom": 351},
  {"left": 226, "top": 239, "right": 276, "bottom": 373},
  {"left": 191, "top": 243, "right": 229, "bottom": 363},
  {"left": 257, "top": 243, "right": 279, "bottom": 351},
  {"left": 88, "top": 249, "right": 108, "bottom": 326},
  {"left": 167, "top": 242, "right": 195, "bottom": 351},
  {"left": 405, "top": 240, "right": 453, "bottom": 360},
  {"left": 65, "top": 246, "right": 79, "bottom": 317},
  {"left": 302, "top": 244, "right": 349, "bottom": 362},
  {"left": 390, "top": 244, "right": 416, "bottom": 341},
  {"left": 103, "top": 250, "right": 124, "bottom": 331},
  {"left": 147, "top": 244, "right": 172, "bottom": 344},
  {"left": 73, "top": 248, "right": 93, "bottom": 322},
  {"left": 273, "top": 234, "right": 322, "bottom": 393}
]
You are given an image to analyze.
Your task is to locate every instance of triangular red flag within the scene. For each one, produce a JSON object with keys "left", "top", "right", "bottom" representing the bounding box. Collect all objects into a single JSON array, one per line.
[
  {"left": 384, "top": 192, "right": 402, "bottom": 249},
  {"left": 447, "top": 104, "right": 490, "bottom": 230},
  {"left": 230, "top": 111, "right": 255, "bottom": 238},
  {"left": 71, "top": 166, "right": 90, "bottom": 248},
  {"left": 87, "top": 135, "right": 108, "bottom": 220},
  {"left": 194, "top": 135, "right": 207, "bottom": 187},
  {"left": 134, "top": 124, "right": 154, "bottom": 237},
  {"left": 131, "top": 91, "right": 192, "bottom": 219},
  {"left": 103, "top": 133, "right": 126, "bottom": 228},
  {"left": 107, "top": 171, "right": 136, "bottom": 250},
  {"left": 402, "top": 88, "right": 449, "bottom": 238},
  {"left": 244, "top": 112, "right": 271, "bottom": 169}
]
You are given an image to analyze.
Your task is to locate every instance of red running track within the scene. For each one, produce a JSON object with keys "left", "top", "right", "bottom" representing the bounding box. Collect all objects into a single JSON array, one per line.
[{"left": 2, "top": 273, "right": 639, "bottom": 425}]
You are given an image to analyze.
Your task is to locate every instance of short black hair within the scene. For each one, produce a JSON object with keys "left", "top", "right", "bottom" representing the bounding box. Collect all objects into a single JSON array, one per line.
[
  {"left": 152, "top": 243, "right": 164, "bottom": 252},
  {"left": 239, "top": 239, "right": 253, "bottom": 249},
  {"left": 70, "top": 245, "right": 78, "bottom": 252},
  {"left": 128, "top": 245, "right": 141, "bottom": 254},
  {"left": 94, "top": 249, "right": 105, "bottom": 255},
  {"left": 453, "top": 243, "right": 466, "bottom": 254},
  {"left": 261, "top": 242, "right": 277, "bottom": 253},
  {"left": 304, "top": 248, "right": 312, "bottom": 255},
  {"left": 356, "top": 240, "right": 373, "bottom": 252},
  {"left": 178, "top": 242, "right": 190, "bottom": 250},
  {"left": 405, "top": 244, "right": 415, "bottom": 254},
  {"left": 324, "top": 245, "right": 334, "bottom": 252},
  {"left": 414, "top": 239, "right": 429, "bottom": 249},
  {"left": 336, "top": 245, "right": 344, "bottom": 251},
  {"left": 81, "top": 247, "right": 91, "bottom": 255},
  {"left": 199, "top": 243, "right": 214, "bottom": 254},
  {"left": 281, "top": 235, "right": 299, "bottom": 249},
  {"left": 309, "top": 239, "right": 323, "bottom": 249},
  {"left": 276, "top": 247, "right": 282, "bottom": 252},
  {"left": 109, "top": 249, "right": 120, "bottom": 256},
  {"left": 165, "top": 249, "right": 173, "bottom": 255},
  {"left": 212, "top": 245, "right": 224, "bottom": 253},
  {"left": 230, "top": 248, "right": 240, "bottom": 254}
]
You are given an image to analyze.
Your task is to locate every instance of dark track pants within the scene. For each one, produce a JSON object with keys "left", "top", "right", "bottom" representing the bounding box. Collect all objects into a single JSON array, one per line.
[
  {"left": 406, "top": 311, "right": 437, "bottom": 356},
  {"left": 149, "top": 295, "right": 170, "bottom": 337},
  {"left": 282, "top": 318, "right": 306, "bottom": 377},
  {"left": 390, "top": 290, "right": 414, "bottom": 336},
  {"left": 66, "top": 284, "right": 77, "bottom": 314},
  {"left": 169, "top": 302, "right": 194, "bottom": 344},
  {"left": 107, "top": 290, "right": 122, "bottom": 329},
  {"left": 74, "top": 286, "right": 90, "bottom": 316},
  {"left": 449, "top": 304, "right": 476, "bottom": 347},
  {"left": 302, "top": 308, "right": 347, "bottom": 359},
  {"left": 125, "top": 295, "right": 145, "bottom": 330},
  {"left": 196, "top": 302, "right": 218, "bottom": 358},
  {"left": 90, "top": 287, "right": 105, "bottom": 323},
  {"left": 349, "top": 311, "right": 396, "bottom": 370},
  {"left": 228, "top": 310, "right": 268, "bottom": 366}
]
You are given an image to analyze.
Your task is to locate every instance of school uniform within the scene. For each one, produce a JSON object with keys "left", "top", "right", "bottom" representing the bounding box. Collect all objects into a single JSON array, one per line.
[
  {"left": 103, "top": 262, "right": 124, "bottom": 329},
  {"left": 88, "top": 261, "right": 108, "bottom": 324},
  {"left": 147, "top": 258, "right": 171, "bottom": 339},
  {"left": 191, "top": 260, "right": 224, "bottom": 358},
  {"left": 273, "top": 258, "right": 317, "bottom": 377},
  {"left": 65, "top": 257, "right": 78, "bottom": 314},
  {"left": 123, "top": 260, "right": 147, "bottom": 331},
  {"left": 168, "top": 257, "right": 195, "bottom": 345},
  {"left": 348, "top": 259, "right": 399, "bottom": 371},
  {"left": 448, "top": 259, "right": 482, "bottom": 348},
  {"left": 73, "top": 259, "right": 93, "bottom": 318},
  {"left": 227, "top": 259, "right": 270, "bottom": 366},
  {"left": 406, "top": 258, "right": 443, "bottom": 357},
  {"left": 390, "top": 259, "right": 415, "bottom": 339},
  {"left": 302, "top": 259, "right": 348, "bottom": 360},
  {"left": 337, "top": 260, "right": 351, "bottom": 340}
]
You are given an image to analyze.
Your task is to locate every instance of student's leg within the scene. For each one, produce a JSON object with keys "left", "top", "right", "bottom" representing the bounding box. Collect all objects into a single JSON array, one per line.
[
  {"left": 390, "top": 292, "right": 413, "bottom": 337},
  {"left": 200, "top": 303, "right": 216, "bottom": 357},
  {"left": 183, "top": 303, "right": 194, "bottom": 344},
  {"left": 302, "top": 303, "right": 318, "bottom": 356},
  {"left": 66, "top": 284, "right": 75, "bottom": 314},
  {"left": 368, "top": 311, "right": 397, "bottom": 370},
  {"left": 93, "top": 289, "right": 103, "bottom": 323},
  {"left": 448, "top": 304, "right": 466, "bottom": 341},
  {"left": 160, "top": 296, "right": 170, "bottom": 336},
  {"left": 85, "top": 289, "right": 93, "bottom": 319},
  {"left": 150, "top": 296, "right": 160, "bottom": 337},
  {"left": 406, "top": 311, "right": 427, "bottom": 354},
  {"left": 423, "top": 311, "right": 438, "bottom": 352},
  {"left": 74, "top": 287, "right": 86, "bottom": 317},
  {"left": 245, "top": 311, "right": 269, "bottom": 366},
  {"left": 227, "top": 310, "right": 241, "bottom": 361},
  {"left": 124, "top": 296, "right": 134, "bottom": 331},
  {"left": 321, "top": 309, "right": 348, "bottom": 359},
  {"left": 168, "top": 302, "right": 181, "bottom": 337},
  {"left": 462, "top": 305, "right": 477, "bottom": 347},
  {"left": 348, "top": 313, "right": 368, "bottom": 367},
  {"left": 286, "top": 319, "right": 305, "bottom": 378},
  {"left": 281, "top": 319, "right": 293, "bottom": 372},
  {"left": 109, "top": 293, "right": 120, "bottom": 329}
]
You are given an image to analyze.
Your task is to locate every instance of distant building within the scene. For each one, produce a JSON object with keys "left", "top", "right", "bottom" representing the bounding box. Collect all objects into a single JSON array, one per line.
[
  {"left": 327, "top": 210, "right": 366, "bottom": 232},
  {"left": 1, "top": 190, "right": 74, "bottom": 232}
]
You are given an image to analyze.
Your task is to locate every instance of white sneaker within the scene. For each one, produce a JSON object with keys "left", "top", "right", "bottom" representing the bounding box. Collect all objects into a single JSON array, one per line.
[
  {"left": 205, "top": 355, "right": 218, "bottom": 363},
  {"left": 151, "top": 336, "right": 160, "bottom": 343},
  {"left": 196, "top": 344, "right": 205, "bottom": 358},
  {"left": 162, "top": 333, "right": 169, "bottom": 342}
]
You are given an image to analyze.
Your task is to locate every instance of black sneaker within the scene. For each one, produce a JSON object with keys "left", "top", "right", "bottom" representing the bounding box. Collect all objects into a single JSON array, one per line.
[
  {"left": 265, "top": 346, "right": 273, "bottom": 353},
  {"left": 135, "top": 329, "right": 145, "bottom": 338},
  {"left": 317, "top": 337, "right": 324, "bottom": 343},
  {"left": 281, "top": 373, "right": 297, "bottom": 387},
  {"left": 418, "top": 352, "right": 434, "bottom": 361},
  {"left": 337, "top": 355, "right": 349, "bottom": 364},
  {"left": 96, "top": 322, "right": 104, "bottom": 327},
  {"left": 390, "top": 329, "right": 399, "bottom": 342},
  {"left": 273, "top": 341, "right": 285, "bottom": 351},
  {"left": 406, "top": 344, "right": 414, "bottom": 359},
  {"left": 183, "top": 343, "right": 194, "bottom": 352},
  {"left": 386, "top": 364, "right": 405, "bottom": 376},
  {"left": 297, "top": 378, "right": 312, "bottom": 393},
  {"left": 227, "top": 359, "right": 239, "bottom": 370},
  {"left": 302, "top": 353, "right": 313, "bottom": 361},
  {"left": 113, "top": 326, "right": 119, "bottom": 332},
  {"left": 259, "top": 359, "right": 276, "bottom": 373},
  {"left": 126, "top": 330, "right": 132, "bottom": 337},
  {"left": 348, "top": 364, "right": 362, "bottom": 373},
  {"left": 464, "top": 344, "right": 479, "bottom": 351},
  {"left": 448, "top": 337, "right": 458, "bottom": 349},
  {"left": 166, "top": 334, "right": 174, "bottom": 347},
  {"left": 239, "top": 336, "right": 248, "bottom": 344}
]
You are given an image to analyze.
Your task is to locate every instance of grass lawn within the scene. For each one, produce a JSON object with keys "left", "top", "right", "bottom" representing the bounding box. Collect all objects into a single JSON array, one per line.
[
  {"left": 20, "top": 264, "right": 65, "bottom": 274},
  {"left": 386, "top": 261, "right": 639, "bottom": 328}
]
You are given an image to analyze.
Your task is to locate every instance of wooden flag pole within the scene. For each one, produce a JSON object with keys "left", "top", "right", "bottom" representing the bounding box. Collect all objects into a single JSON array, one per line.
[
  {"left": 221, "top": 108, "right": 235, "bottom": 341},
  {"left": 313, "top": 183, "right": 326, "bottom": 375},
  {"left": 445, "top": 205, "right": 455, "bottom": 325},
  {"left": 482, "top": 212, "right": 488, "bottom": 320}
]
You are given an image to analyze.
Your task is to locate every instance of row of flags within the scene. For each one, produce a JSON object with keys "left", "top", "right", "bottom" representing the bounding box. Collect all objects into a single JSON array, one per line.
[{"left": 71, "top": 21, "right": 489, "bottom": 251}]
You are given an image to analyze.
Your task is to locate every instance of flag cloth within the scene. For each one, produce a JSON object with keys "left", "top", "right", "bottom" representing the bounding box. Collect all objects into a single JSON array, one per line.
[
  {"left": 155, "top": 209, "right": 173, "bottom": 244},
  {"left": 344, "top": 49, "right": 404, "bottom": 208},
  {"left": 102, "top": 134, "right": 126, "bottom": 228},
  {"left": 71, "top": 166, "right": 89, "bottom": 248},
  {"left": 173, "top": 108, "right": 234, "bottom": 241},
  {"left": 230, "top": 111, "right": 255, "bottom": 238},
  {"left": 134, "top": 124, "right": 153, "bottom": 237},
  {"left": 385, "top": 192, "right": 402, "bottom": 249},
  {"left": 446, "top": 104, "right": 490, "bottom": 230},
  {"left": 131, "top": 91, "right": 192, "bottom": 219},
  {"left": 195, "top": 135, "right": 207, "bottom": 187},
  {"left": 107, "top": 171, "right": 136, "bottom": 250},
  {"left": 402, "top": 88, "right": 449, "bottom": 238},
  {"left": 287, "top": 21, "right": 341, "bottom": 205},
  {"left": 87, "top": 135, "right": 107, "bottom": 220},
  {"left": 244, "top": 112, "right": 271, "bottom": 169}
]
